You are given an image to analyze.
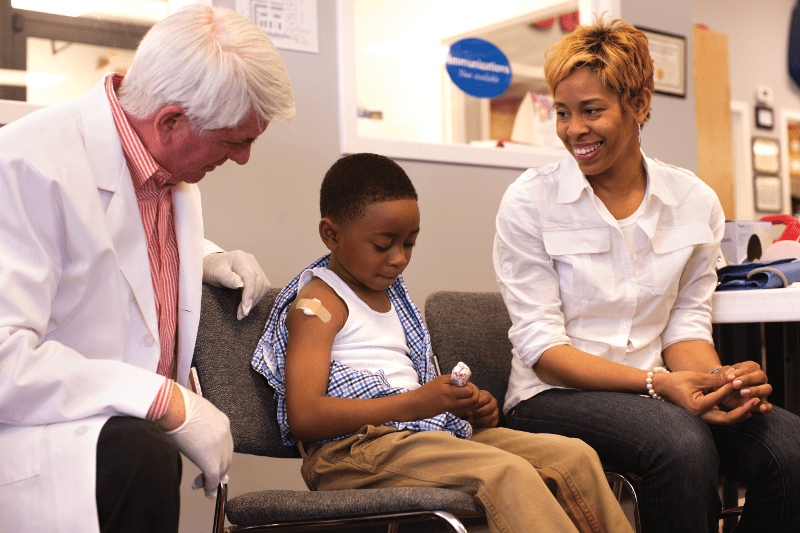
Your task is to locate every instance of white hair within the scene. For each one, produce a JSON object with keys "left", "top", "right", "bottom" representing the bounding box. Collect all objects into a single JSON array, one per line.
[{"left": 118, "top": 5, "right": 295, "bottom": 131}]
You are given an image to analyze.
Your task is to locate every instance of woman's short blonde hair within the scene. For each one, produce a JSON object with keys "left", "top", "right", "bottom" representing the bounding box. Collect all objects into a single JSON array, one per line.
[{"left": 544, "top": 17, "right": 654, "bottom": 123}]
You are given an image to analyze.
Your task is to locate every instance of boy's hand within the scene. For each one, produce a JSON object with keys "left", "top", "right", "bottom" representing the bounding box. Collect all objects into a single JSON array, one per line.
[
  {"left": 468, "top": 390, "right": 499, "bottom": 428},
  {"left": 413, "top": 375, "right": 480, "bottom": 419}
]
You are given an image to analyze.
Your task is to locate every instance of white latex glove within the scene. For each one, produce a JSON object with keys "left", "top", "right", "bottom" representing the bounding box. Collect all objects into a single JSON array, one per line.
[
  {"left": 203, "top": 250, "right": 270, "bottom": 320},
  {"left": 165, "top": 384, "right": 233, "bottom": 499}
]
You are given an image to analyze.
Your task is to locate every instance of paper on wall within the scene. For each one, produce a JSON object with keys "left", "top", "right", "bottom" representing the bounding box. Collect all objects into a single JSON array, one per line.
[{"left": 235, "top": 0, "right": 319, "bottom": 53}]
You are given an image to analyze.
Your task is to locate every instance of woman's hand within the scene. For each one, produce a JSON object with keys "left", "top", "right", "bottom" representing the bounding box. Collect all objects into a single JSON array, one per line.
[
  {"left": 718, "top": 361, "right": 773, "bottom": 415},
  {"left": 468, "top": 390, "right": 500, "bottom": 428},
  {"left": 655, "top": 370, "right": 762, "bottom": 425}
]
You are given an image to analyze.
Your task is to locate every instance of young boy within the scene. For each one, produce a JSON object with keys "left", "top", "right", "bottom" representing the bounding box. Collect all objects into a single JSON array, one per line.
[{"left": 252, "top": 153, "right": 633, "bottom": 533}]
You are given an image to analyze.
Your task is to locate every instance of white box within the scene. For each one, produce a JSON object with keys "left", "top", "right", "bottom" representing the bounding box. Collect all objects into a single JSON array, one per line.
[
  {"left": 510, "top": 92, "right": 560, "bottom": 148},
  {"left": 720, "top": 221, "right": 772, "bottom": 264}
]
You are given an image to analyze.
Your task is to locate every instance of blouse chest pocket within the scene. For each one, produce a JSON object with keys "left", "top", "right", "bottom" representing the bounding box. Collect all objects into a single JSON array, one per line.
[
  {"left": 640, "top": 223, "right": 715, "bottom": 295},
  {"left": 543, "top": 228, "right": 614, "bottom": 299}
]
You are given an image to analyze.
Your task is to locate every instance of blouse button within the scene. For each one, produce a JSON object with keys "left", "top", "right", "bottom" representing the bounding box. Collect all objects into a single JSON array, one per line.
[
  {"left": 623, "top": 322, "right": 631, "bottom": 329},
  {"left": 143, "top": 334, "right": 156, "bottom": 347}
]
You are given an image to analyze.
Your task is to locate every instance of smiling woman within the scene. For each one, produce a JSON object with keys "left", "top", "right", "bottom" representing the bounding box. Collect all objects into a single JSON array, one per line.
[
  {"left": 552, "top": 67, "right": 650, "bottom": 218},
  {"left": 494, "top": 16, "right": 800, "bottom": 533}
]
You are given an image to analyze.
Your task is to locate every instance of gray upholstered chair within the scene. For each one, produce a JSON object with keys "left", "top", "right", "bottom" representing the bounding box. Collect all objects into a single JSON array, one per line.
[
  {"left": 424, "top": 290, "right": 751, "bottom": 533},
  {"left": 424, "top": 290, "right": 642, "bottom": 533},
  {"left": 192, "top": 284, "right": 485, "bottom": 533}
]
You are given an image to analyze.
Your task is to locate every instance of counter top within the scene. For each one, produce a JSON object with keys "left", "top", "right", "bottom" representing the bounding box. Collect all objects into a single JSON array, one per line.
[{"left": 712, "top": 284, "right": 800, "bottom": 323}]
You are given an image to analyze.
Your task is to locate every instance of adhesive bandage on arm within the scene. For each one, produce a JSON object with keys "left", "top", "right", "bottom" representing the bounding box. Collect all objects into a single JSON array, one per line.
[{"left": 296, "top": 298, "right": 332, "bottom": 323}]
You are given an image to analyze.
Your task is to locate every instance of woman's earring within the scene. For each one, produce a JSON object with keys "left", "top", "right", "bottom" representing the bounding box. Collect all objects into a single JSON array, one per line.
[{"left": 638, "top": 123, "right": 642, "bottom": 146}]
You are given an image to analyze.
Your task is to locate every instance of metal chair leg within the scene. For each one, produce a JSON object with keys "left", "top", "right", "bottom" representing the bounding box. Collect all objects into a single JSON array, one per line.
[
  {"left": 431, "top": 511, "right": 469, "bottom": 533},
  {"left": 606, "top": 471, "right": 745, "bottom": 533},
  {"left": 611, "top": 480, "right": 624, "bottom": 500},
  {"left": 605, "top": 472, "right": 642, "bottom": 533},
  {"left": 721, "top": 477, "right": 741, "bottom": 533},
  {"left": 213, "top": 482, "right": 228, "bottom": 533}
]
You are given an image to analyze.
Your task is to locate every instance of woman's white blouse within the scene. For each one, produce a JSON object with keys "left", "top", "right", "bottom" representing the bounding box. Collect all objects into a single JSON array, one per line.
[{"left": 493, "top": 153, "right": 725, "bottom": 413}]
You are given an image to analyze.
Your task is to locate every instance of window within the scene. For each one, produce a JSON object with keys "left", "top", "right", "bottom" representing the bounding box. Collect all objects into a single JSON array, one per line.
[
  {"left": 337, "top": 0, "right": 604, "bottom": 169},
  {"left": 0, "top": 0, "right": 164, "bottom": 104}
]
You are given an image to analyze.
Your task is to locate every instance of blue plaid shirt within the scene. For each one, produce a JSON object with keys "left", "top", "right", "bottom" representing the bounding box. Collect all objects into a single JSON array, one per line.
[{"left": 251, "top": 255, "right": 472, "bottom": 446}]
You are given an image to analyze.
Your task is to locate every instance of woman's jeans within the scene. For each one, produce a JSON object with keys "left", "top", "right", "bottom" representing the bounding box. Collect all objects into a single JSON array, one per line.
[{"left": 507, "top": 389, "right": 800, "bottom": 533}]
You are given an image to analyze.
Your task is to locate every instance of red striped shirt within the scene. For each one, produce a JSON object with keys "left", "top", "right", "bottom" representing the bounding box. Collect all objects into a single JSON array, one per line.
[{"left": 105, "top": 74, "right": 179, "bottom": 420}]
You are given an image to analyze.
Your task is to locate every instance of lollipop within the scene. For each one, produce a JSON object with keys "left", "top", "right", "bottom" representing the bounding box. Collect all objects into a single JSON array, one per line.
[{"left": 450, "top": 362, "right": 471, "bottom": 386}]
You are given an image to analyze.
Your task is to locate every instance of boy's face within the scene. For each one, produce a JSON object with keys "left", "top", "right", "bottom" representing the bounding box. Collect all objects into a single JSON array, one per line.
[{"left": 328, "top": 199, "right": 420, "bottom": 293}]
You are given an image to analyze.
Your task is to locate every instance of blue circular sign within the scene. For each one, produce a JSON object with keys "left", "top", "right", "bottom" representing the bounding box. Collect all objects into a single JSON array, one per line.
[{"left": 446, "top": 38, "right": 512, "bottom": 98}]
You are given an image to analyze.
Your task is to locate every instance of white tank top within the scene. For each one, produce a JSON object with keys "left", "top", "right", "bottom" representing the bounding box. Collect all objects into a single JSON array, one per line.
[{"left": 298, "top": 267, "right": 421, "bottom": 391}]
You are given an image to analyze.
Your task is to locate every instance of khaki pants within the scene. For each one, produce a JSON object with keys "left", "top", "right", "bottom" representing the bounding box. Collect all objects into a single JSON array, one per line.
[{"left": 299, "top": 426, "right": 633, "bottom": 533}]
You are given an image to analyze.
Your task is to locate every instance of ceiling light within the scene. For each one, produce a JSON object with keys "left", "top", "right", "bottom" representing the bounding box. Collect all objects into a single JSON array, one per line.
[
  {"left": 0, "top": 68, "right": 67, "bottom": 88},
  {"left": 11, "top": 0, "right": 168, "bottom": 22}
]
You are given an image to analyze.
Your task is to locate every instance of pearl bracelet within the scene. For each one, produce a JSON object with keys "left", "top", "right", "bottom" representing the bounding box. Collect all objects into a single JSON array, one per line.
[{"left": 646, "top": 366, "right": 670, "bottom": 401}]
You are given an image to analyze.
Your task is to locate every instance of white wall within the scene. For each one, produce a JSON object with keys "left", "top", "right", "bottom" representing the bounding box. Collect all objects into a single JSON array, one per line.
[
  {"left": 623, "top": 0, "right": 697, "bottom": 174},
  {"left": 693, "top": 0, "right": 800, "bottom": 210},
  {"left": 693, "top": 0, "right": 800, "bottom": 133},
  {"left": 181, "top": 1, "right": 798, "bottom": 530}
]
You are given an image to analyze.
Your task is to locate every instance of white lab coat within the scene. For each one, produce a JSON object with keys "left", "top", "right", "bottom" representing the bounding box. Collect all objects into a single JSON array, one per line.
[{"left": 0, "top": 76, "right": 220, "bottom": 531}]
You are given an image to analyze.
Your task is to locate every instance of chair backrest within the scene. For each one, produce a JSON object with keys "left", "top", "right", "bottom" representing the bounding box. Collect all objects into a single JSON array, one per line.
[
  {"left": 192, "top": 284, "right": 301, "bottom": 459},
  {"left": 424, "top": 291, "right": 514, "bottom": 425}
]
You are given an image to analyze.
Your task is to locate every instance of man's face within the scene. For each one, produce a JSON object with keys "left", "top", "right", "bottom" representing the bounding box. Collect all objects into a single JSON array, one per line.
[{"left": 160, "top": 110, "right": 268, "bottom": 185}]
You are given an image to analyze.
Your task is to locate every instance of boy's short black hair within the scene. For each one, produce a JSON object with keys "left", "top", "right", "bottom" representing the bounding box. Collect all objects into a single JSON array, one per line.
[{"left": 320, "top": 153, "right": 418, "bottom": 225}]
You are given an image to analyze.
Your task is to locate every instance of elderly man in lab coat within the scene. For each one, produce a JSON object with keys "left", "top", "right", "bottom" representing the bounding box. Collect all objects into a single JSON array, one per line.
[{"left": 0, "top": 5, "right": 294, "bottom": 533}]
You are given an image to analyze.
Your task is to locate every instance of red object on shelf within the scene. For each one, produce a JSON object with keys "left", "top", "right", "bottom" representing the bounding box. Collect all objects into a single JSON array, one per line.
[
  {"left": 760, "top": 214, "right": 800, "bottom": 242},
  {"left": 532, "top": 17, "right": 556, "bottom": 30},
  {"left": 560, "top": 11, "right": 580, "bottom": 32}
]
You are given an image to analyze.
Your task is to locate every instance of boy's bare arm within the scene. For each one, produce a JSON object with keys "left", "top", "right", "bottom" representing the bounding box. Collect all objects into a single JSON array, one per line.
[{"left": 284, "top": 281, "right": 480, "bottom": 442}]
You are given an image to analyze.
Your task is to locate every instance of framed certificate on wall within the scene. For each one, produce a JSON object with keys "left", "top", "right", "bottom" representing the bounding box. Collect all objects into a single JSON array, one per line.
[{"left": 638, "top": 27, "right": 687, "bottom": 98}]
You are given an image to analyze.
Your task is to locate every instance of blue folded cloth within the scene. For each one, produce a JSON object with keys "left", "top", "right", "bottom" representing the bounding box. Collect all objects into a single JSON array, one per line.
[{"left": 716, "top": 258, "right": 800, "bottom": 290}]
